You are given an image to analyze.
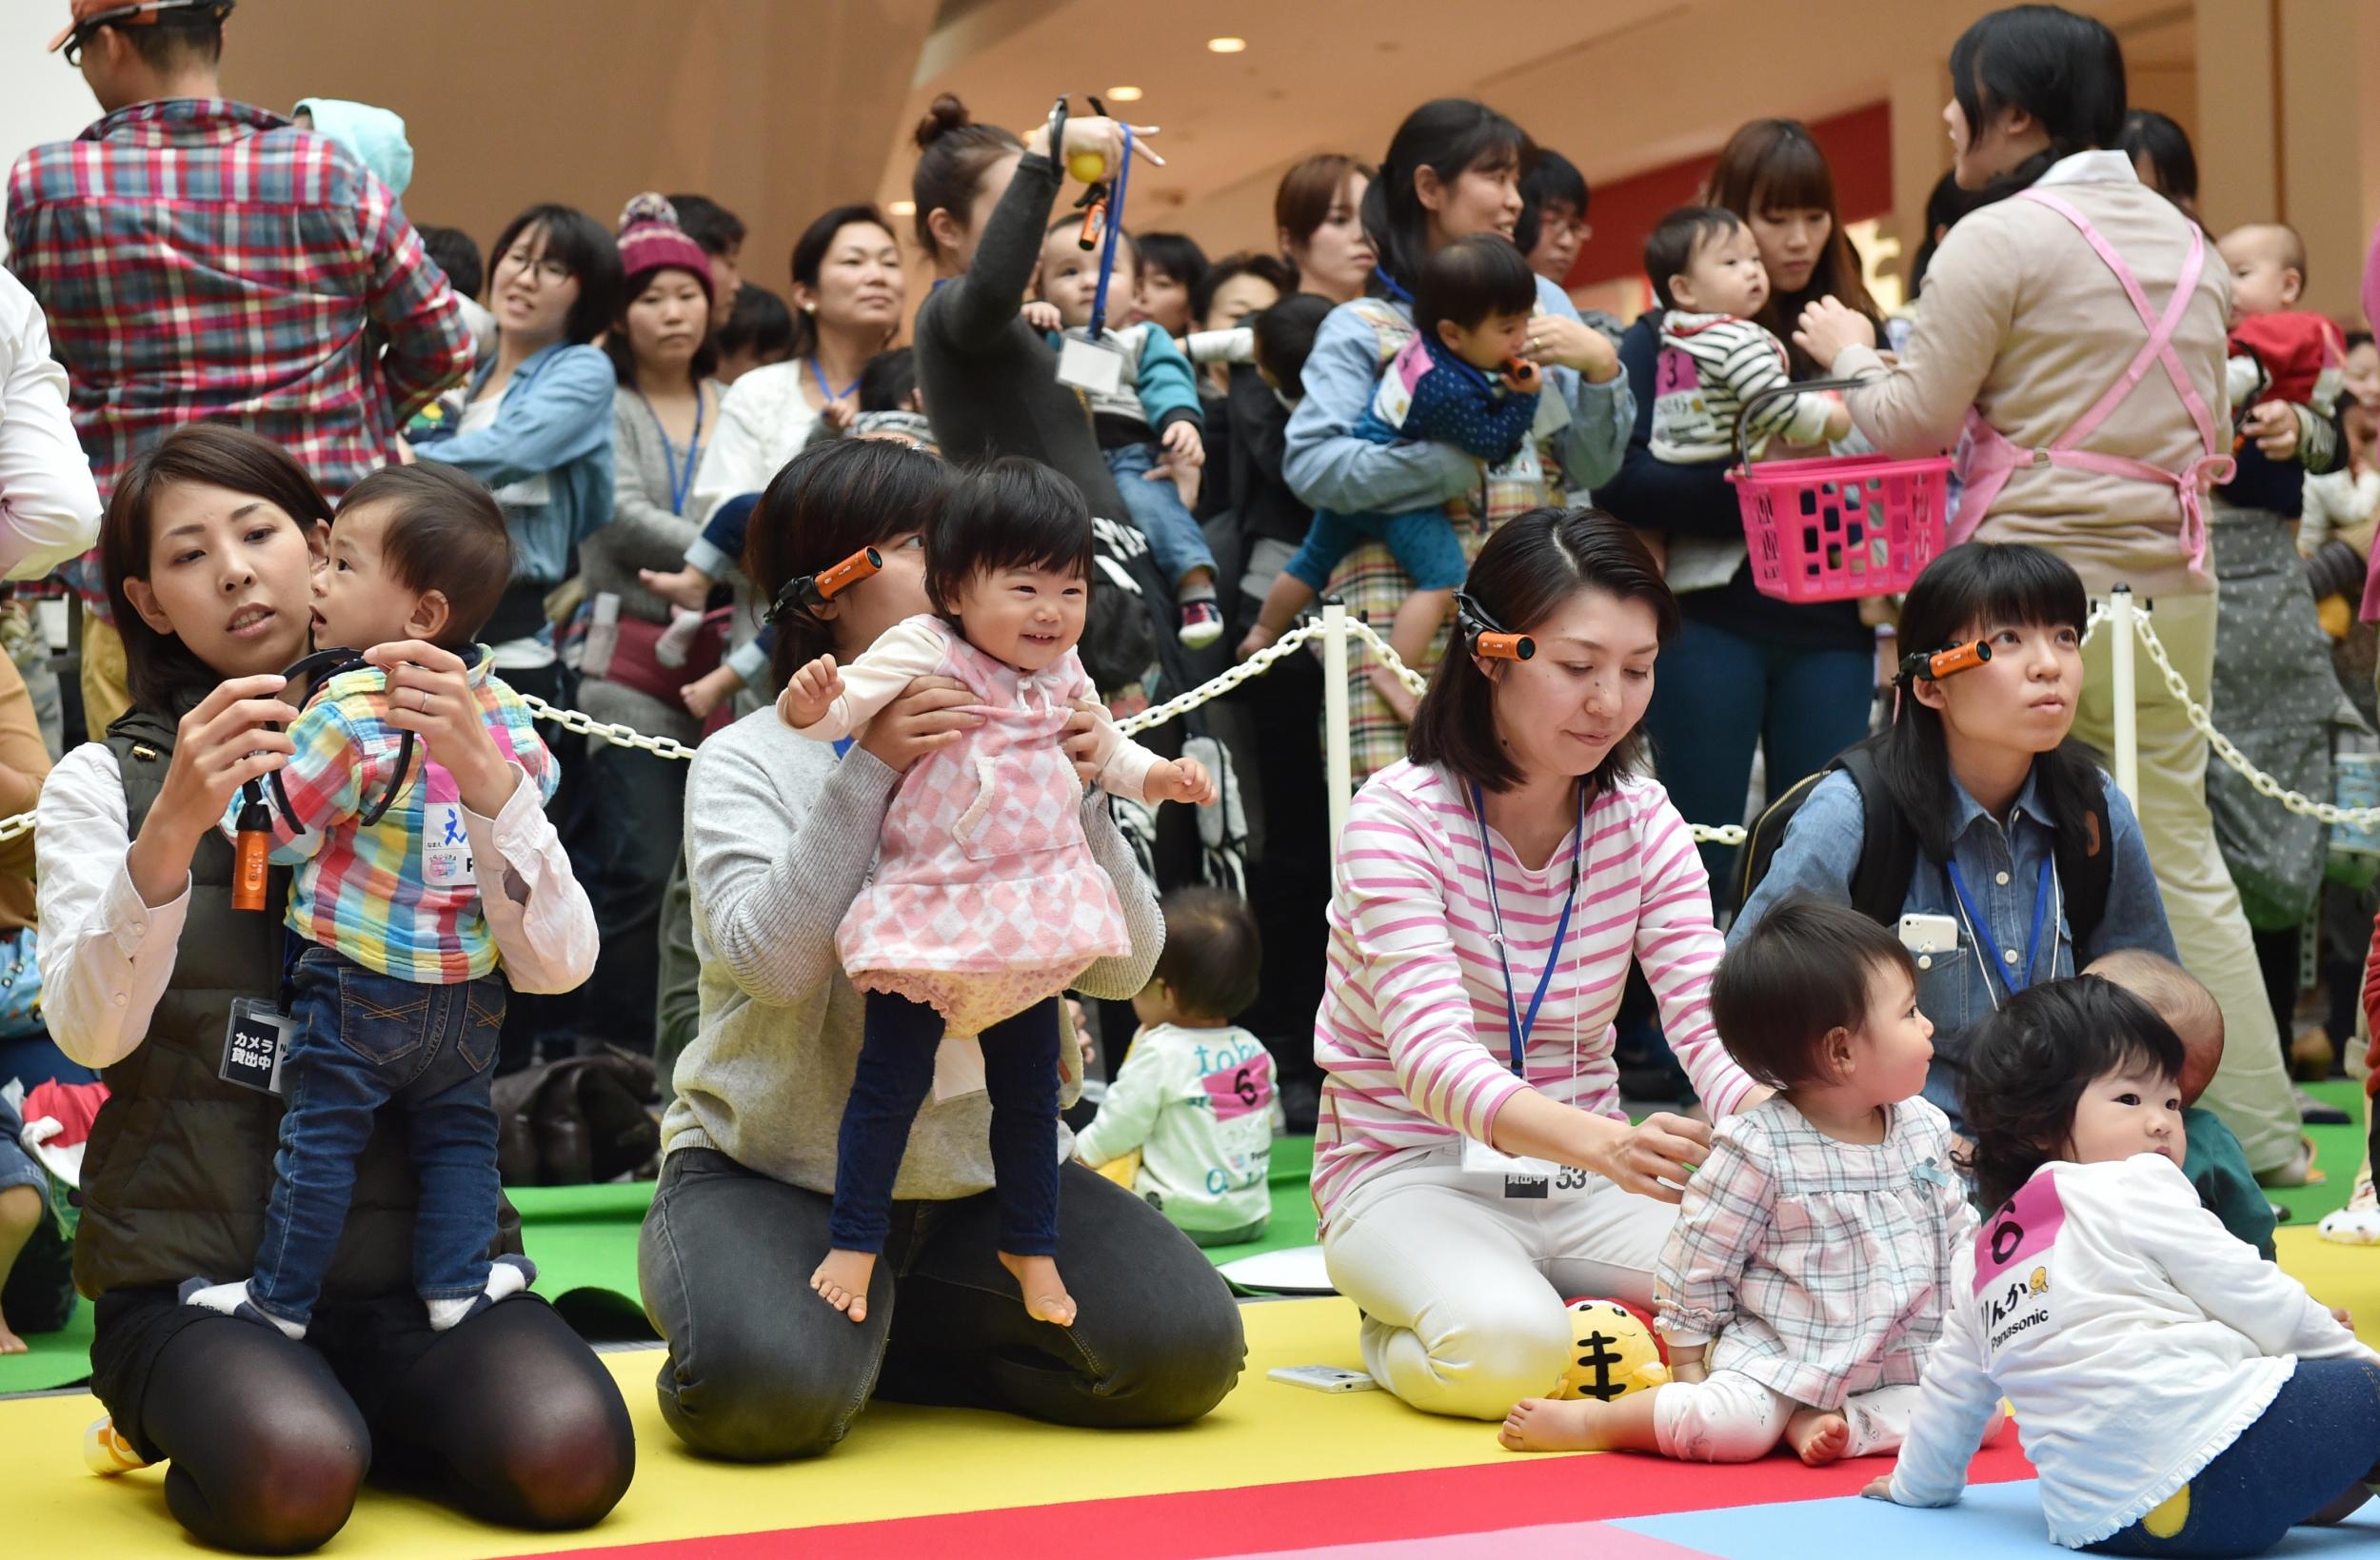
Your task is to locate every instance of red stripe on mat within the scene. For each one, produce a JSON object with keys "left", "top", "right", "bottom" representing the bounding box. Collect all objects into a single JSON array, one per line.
[{"left": 517, "top": 1437, "right": 2036, "bottom": 1560}]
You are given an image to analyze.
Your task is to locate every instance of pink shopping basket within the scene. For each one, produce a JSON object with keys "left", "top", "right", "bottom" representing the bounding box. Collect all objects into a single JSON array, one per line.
[{"left": 1723, "top": 378, "right": 1952, "bottom": 602}]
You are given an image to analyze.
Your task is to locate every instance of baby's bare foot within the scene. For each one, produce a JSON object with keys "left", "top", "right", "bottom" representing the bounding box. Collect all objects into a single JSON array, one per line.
[
  {"left": 0, "top": 1320, "right": 26, "bottom": 1354},
  {"left": 638, "top": 565, "right": 713, "bottom": 614},
  {"left": 998, "top": 1252, "right": 1077, "bottom": 1326},
  {"left": 1498, "top": 1397, "right": 1611, "bottom": 1452},
  {"left": 810, "top": 1249, "right": 878, "bottom": 1323},
  {"left": 1785, "top": 1405, "right": 1851, "bottom": 1466}
]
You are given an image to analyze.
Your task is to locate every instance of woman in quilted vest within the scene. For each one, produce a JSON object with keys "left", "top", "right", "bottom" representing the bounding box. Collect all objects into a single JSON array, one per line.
[
  {"left": 33, "top": 426, "right": 631, "bottom": 1552},
  {"left": 1793, "top": 2, "right": 2303, "bottom": 1183},
  {"left": 1282, "top": 97, "right": 1632, "bottom": 775}
]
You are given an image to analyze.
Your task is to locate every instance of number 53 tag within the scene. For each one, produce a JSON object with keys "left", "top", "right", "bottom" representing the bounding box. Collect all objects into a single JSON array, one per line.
[{"left": 1461, "top": 1136, "right": 1595, "bottom": 1196}]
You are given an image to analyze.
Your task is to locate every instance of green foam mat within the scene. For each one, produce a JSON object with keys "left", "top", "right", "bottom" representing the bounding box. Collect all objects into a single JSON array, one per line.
[{"left": 2270, "top": 1078, "right": 2370, "bottom": 1228}]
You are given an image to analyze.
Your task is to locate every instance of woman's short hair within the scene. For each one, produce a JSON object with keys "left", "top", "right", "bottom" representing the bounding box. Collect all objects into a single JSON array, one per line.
[
  {"left": 1407, "top": 507, "right": 1679, "bottom": 795},
  {"left": 663, "top": 192, "right": 746, "bottom": 260},
  {"left": 1960, "top": 976, "right": 2184, "bottom": 1212},
  {"left": 1712, "top": 898, "right": 1916, "bottom": 1091},
  {"left": 1951, "top": 4, "right": 2129, "bottom": 188},
  {"left": 1275, "top": 153, "right": 1375, "bottom": 255},
  {"left": 744, "top": 439, "right": 955, "bottom": 687},
  {"left": 922, "top": 459, "right": 1096, "bottom": 622},
  {"left": 102, "top": 424, "right": 332, "bottom": 716},
  {"left": 486, "top": 203, "right": 623, "bottom": 346},
  {"left": 910, "top": 94, "right": 1022, "bottom": 261},
  {"left": 1513, "top": 147, "right": 1589, "bottom": 257},
  {"left": 2116, "top": 109, "right": 2197, "bottom": 207},
  {"left": 1136, "top": 232, "right": 1210, "bottom": 294},
  {"left": 1361, "top": 100, "right": 1536, "bottom": 295},
  {"left": 1190, "top": 252, "right": 1296, "bottom": 329}
]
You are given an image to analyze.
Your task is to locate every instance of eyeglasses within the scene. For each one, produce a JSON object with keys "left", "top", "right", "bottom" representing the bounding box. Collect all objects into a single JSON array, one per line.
[
  {"left": 499, "top": 253, "right": 576, "bottom": 286},
  {"left": 62, "top": 29, "right": 93, "bottom": 66}
]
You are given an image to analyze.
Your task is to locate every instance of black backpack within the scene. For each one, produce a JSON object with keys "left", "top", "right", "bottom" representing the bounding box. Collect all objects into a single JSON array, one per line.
[{"left": 1733, "top": 733, "right": 2112, "bottom": 946}]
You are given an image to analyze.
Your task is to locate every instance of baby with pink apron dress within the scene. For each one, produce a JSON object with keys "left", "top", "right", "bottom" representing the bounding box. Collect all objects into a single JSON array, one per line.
[{"left": 778, "top": 469, "right": 1213, "bottom": 1329}]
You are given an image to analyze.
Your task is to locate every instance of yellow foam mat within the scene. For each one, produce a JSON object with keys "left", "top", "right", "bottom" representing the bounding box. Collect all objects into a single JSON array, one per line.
[{"left": 5, "top": 1296, "right": 1522, "bottom": 1557}]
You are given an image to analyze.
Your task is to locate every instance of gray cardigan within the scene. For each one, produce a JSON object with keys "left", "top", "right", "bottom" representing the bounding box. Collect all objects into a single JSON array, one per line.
[
  {"left": 575, "top": 381, "right": 723, "bottom": 740},
  {"left": 663, "top": 707, "right": 1164, "bottom": 1199}
]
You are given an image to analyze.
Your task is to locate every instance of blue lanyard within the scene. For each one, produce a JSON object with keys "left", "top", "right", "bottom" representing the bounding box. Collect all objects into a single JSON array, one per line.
[
  {"left": 808, "top": 355, "right": 861, "bottom": 405},
  {"left": 1086, "top": 127, "right": 1133, "bottom": 341},
  {"left": 1944, "top": 858, "right": 2055, "bottom": 997},
  {"left": 1373, "top": 266, "right": 1415, "bottom": 306},
  {"left": 632, "top": 386, "right": 705, "bottom": 515},
  {"left": 1468, "top": 781, "right": 1584, "bottom": 1078}
]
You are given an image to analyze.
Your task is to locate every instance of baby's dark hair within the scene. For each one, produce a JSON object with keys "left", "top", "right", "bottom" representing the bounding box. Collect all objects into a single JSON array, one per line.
[
  {"left": 1644, "top": 206, "right": 1747, "bottom": 310},
  {"left": 1711, "top": 898, "right": 1915, "bottom": 1091},
  {"left": 718, "top": 283, "right": 795, "bottom": 363},
  {"left": 858, "top": 346, "right": 919, "bottom": 413},
  {"left": 1253, "top": 293, "right": 1334, "bottom": 397},
  {"left": 923, "top": 458, "right": 1096, "bottom": 620},
  {"left": 1412, "top": 234, "right": 1537, "bottom": 346},
  {"left": 1959, "top": 976, "right": 2186, "bottom": 1213},
  {"left": 1153, "top": 887, "right": 1262, "bottom": 1021},
  {"left": 337, "top": 464, "right": 512, "bottom": 650}
]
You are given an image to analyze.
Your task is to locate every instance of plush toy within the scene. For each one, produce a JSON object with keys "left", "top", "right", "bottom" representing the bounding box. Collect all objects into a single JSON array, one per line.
[{"left": 1554, "top": 1296, "right": 1672, "bottom": 1402}]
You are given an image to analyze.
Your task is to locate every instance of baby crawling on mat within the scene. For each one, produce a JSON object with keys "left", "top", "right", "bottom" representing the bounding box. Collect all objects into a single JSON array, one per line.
[{"left": 1501, "top": 900, "right": 1975, "bottom": 1465}]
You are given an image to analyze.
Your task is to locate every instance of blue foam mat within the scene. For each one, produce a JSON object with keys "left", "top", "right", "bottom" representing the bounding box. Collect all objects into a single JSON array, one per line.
[{"left": 1616, "top": 1480, "right": 2380, "bottom": 1558}]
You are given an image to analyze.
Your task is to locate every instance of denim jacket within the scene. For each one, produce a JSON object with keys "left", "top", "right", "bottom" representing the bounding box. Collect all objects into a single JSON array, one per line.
[
  {"left": 1733, "top": 765, "right": 2176, "bottom": 1128},
  {"left": 414, "top": 342, "right": 615, "bottom": 585}
]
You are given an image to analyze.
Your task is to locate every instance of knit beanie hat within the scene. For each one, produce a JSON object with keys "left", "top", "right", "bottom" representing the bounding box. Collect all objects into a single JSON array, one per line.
[{"left": 616, "top": 194, "right": 714, "bottom": 301}]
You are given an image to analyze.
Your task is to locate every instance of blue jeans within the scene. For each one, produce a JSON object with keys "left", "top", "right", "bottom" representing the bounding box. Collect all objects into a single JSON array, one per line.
[
  {"left": 1642, "top": 615, "right": 1874, "bottom": 894},
  {"left": 1104, "top": 442, "right": 1215, "bottom": 588},
  {"left": 1285, "top": 507, "right": 1468, "bottom": 594},
  {"left": 831, "top": 991, "right": 1061, "bottom": 1257},
  {"left": 2088, "top": 1357, "right": 2380, "bottom": 1556},
  {"left": 248, "top": 947, "right": 507, "bottom": 1328}
]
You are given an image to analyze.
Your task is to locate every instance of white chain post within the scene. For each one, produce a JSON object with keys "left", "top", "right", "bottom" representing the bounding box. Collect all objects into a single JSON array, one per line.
[
  {"left": 1321, "top": 603, "right": 1352, "bottom": 857},
  {"left": 2108, "top": 585, "right": 2139, "bottom": 806}
]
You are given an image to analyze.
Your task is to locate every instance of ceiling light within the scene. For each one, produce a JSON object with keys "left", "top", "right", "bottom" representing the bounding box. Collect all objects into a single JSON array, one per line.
[
  {"left": 888, "top": 200, "right": 916, "bottom": 216},
  {"left": 1106, "top": 85, "right": 1142, "bottom": 102},
  {"left": 1206, "top": 36, "right": 1246, "bottom": 53}
]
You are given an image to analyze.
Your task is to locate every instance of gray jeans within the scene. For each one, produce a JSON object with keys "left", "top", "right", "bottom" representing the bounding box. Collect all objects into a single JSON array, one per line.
[{"left": 637, "top": 1147, "right": 1247, "bottom": 1461}]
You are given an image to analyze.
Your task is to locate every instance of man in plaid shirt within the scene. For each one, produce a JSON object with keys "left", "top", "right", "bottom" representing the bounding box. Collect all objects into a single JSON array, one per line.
[{"left": 7, "top": 0, "right": 471, "bottom": 738}]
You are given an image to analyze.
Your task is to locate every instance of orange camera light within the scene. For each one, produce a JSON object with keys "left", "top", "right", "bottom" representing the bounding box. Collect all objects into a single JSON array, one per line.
[
  {"left": 1474, "top": 630, "right": 1536, "bottom": 662},
  {"left": 1500, "top": 356, "right": 1542, "bottom": 395},
  {"left": 813, "top": 546, "right": 883, "bottom": 602},
  {"left": 1923, "top": 640, "right": 1992, "bottom": 680},
  {"left": 232, "top": 793, "right": 270, "bottom": 912},
  {"left": 1078, "top": 194, "right": 1108, "bottom": 252}
]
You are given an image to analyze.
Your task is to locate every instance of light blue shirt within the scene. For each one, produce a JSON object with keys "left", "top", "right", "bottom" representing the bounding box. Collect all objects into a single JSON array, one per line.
[
  {"left": 417, "top": 342, "right": 616, "bottom": 585},
  {"left": 1734, "top": 763, "right": 2176, "bottom": 1129},
  {"left": 1282, "top": 273, "right": 1632, "bottom": 516}
]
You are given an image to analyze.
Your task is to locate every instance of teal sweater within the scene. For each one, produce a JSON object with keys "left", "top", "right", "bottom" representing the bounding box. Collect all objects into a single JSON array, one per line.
[{"left": 2182, "top": 1105, "right": 2277, "bottom": 1260}]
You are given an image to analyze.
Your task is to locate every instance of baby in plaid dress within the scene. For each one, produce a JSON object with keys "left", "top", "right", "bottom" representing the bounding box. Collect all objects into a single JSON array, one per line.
[
  {"left": 780, "top": 458, "right": 1213, "bottom": 1330},
  {"left": 1503, "top": 900, "right": 1977, "bottom": 1464}
]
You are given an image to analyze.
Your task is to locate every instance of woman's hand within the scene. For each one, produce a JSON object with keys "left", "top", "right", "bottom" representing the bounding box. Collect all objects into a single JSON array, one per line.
[
  {"left": 852, "top": 676, "right": 981, "bottom": 773},
  {"left": 1025, "top": 115, "right": 1164, "bottom": 174},
  {"left": 2241, "top": 401, "right": 2301, "bottom": 462},
  {"left": 1524, "top": 315, "right": 1619, "bottom": 385},
  {"left": 1792, "top": 296, "right": 1877, "bottom": 368},
  {"left": 1582, "top": 1111, "right": 1712, "bottom": 1204},
  {"left": 367, "top": 641, "right": 513, "bottom": 818},
  {"left": 127, "top": 673, "right": 302, "bottom": 906}
]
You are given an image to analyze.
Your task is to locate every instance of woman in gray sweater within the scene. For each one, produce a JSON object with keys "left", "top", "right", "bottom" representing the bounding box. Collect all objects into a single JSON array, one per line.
[{"left": 639, "top": 441, "right": 1244, "bottom": 1461}]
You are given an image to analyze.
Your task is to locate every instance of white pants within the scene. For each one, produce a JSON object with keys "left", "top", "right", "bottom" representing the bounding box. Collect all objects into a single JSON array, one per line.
[
  {"left": 1655, "top": 1370, "right": 1925, "bottom": 1462},
  {"left": 1321, "top": 1152, "right": 1677, "bottom": 1421}
]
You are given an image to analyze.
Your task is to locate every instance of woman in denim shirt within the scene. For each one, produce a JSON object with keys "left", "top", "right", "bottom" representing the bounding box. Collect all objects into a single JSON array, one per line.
[{"left": 1735, "top": 543, "right": 2175, "bottom": 1131}]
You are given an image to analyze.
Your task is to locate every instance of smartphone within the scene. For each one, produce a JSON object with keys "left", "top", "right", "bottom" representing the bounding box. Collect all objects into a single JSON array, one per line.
[
  {"left": 1897, "top": 912, "right": 1960, "bottom": 956},
  {"left": 1267, "top": 1365, "right": 1378, "bottom": 1393}
]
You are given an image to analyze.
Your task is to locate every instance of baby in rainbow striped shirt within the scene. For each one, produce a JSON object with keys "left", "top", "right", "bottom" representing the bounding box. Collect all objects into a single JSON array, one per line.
[{"left": 183, "top": 463, "right": 562, "bottom": 1340}]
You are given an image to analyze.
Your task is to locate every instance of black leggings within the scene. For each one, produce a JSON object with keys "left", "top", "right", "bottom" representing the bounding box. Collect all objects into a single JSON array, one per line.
[{"left": 137, "top": 1297, "right": 633, "bottom": 1553}]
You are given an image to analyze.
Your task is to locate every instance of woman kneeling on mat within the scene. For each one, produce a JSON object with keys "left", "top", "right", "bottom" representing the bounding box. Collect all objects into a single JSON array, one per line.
[
  {"left": 639, "top": 439, "right": 1244, "bottom": 1462},
  {"left": 35, "top": 426, "right": 633, "bottom": 1553},
  {"left": 1316, "top": 507, "right": 1763, "bottom": 1421}
]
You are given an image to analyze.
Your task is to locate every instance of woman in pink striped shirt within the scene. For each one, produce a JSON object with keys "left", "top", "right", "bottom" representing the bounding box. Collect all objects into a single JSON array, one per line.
[{"left": 1317, "top": 508, "right": 1763, "bottom": 1420}]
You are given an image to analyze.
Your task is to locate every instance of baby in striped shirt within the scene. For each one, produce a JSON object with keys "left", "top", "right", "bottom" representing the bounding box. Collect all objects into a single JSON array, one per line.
[
  {"left": 1645, "top": 206, "right": 1851, "bottom": 469},
  {"left": 1501, "top": 899, "right": 1975, "bottom": 1466},
  {"left": 184, "top": 464, "right": 556, "bottom": 1340}
]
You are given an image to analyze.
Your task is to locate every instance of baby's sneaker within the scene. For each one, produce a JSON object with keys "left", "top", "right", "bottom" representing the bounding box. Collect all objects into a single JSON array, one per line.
[
  {"left": 1178, "top": 599, "right": 1223, "bottom": 649},
  {"left": 84, "top": 1415, "right": 149, "bottom": 1476},
  {"left": 653, "top": 606, "right": 704, "bottom": 670},
  {"left": 2319, "top": 1208, "right": 2380, "bottom": 1246}
]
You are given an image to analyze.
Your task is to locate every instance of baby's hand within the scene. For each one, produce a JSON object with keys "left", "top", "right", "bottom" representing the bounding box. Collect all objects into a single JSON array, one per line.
[
  {"left": 2331, "top": 1305, "right": 2355, "bottom": 1331},
  {"left": 779, "top": 654, "right": 843, "bottom": 729},
  {"left": 1160, "top": 419, "right": 1205, "bottom": 467},
  {"left": 1142, "top": 755, "right": 1217, "bottom": 808},
  {"left": 1861, "top": 1475, "right": 1896, "bottom": 1502},
  {"left": 1022, "top": 301, "right": 1064, "bottom": 334},
  {"left": 1824, "top": 397, "right": 1854, "bottom": 442}
]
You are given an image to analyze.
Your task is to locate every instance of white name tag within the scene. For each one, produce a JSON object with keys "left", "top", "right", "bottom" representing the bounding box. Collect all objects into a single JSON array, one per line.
[
  {"left": 1056, "top": 336, "right": 1126, "bottom": 397},
  {"left": 1462, "top": 1135, "right": 1597, "bottom": 1197},
  {"left": 424, "top": 801, "right": 477, "bottom": 888}
]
